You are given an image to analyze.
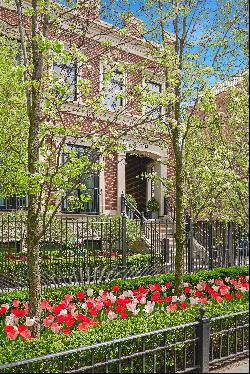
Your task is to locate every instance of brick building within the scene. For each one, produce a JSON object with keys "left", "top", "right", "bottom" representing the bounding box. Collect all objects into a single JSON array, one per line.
[{"left": 0, "top": 0, "right": 175, "bottom": 217}]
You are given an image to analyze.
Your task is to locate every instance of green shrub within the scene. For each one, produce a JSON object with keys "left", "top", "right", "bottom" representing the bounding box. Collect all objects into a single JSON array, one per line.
[
  {"left": 147, "top": 197, "right": 160, "bottom": 212},
  {"left": 0, "top": 296, "right": 248, "bottom": 371},
  {"left": 0, "top": 265, "right": 248, "bottom": 306}
]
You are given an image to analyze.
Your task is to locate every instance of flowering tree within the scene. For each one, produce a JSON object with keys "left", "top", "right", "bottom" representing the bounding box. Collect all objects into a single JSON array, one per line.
[
  {"left": 118, "top": 0, "right": 249, "bottom": 294},
  {"left": 0, "top": 0, "right": 131, "bottom": 338},
  {"left": 0, "top": 0, "right": 173, "bottom": 337},
  {"left": 185, "top": 73, "right": 249, "bottom": 225}
]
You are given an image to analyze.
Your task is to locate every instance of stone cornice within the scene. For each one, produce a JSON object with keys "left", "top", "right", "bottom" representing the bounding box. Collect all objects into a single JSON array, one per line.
[{"left": 0, "top": 0, "right": 175, "bottom": 60}]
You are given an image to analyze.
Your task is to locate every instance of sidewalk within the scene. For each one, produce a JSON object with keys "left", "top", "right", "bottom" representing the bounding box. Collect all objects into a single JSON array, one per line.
[{"left": 210, "top": 357, "right": 249, "bottom": 373}]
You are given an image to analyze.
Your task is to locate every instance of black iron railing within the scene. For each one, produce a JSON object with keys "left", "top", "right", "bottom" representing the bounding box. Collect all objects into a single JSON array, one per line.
[
  {"left": 0, "top": 211, "right": 248, "bottom": 292},
  {"left": 0, "top": 309, "right": 248, "bottom": 373},
  {"left": 210, "top": 310, "right": 249, "bottom": 366},
  {"left": 0, "top": 214, "right": 165, "bottom": 292},
  {"left": 121, "top": 193, "right": 163, "bottom": 258}
]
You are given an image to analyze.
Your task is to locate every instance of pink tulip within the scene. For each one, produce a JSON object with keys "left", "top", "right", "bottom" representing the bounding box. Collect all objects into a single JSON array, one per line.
[
  {"left": 43, "top": 315, "right": 54, "bottom": 327},
  {"left": 51, "top": 323, "right": 61, "bottom": 333},
  {"left": 12, "top": 300, "right": 20, "bottom": 308}
]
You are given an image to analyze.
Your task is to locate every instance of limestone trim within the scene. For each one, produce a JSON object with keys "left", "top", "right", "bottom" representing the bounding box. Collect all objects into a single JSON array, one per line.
[{"left": 0, "top": 0, "right": 175, "bottom": 60}]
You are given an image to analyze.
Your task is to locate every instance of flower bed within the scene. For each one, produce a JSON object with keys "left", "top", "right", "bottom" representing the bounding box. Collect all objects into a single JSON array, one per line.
[
  {"left": 0, "top": 267, "right": 249, "bottom": 367},
  {"left": 0, "top": 274, "right": 248, "bottom": 342}
]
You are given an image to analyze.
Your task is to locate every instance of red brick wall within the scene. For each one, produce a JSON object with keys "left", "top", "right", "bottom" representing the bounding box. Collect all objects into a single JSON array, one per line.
[
  {"left": 0, "top": 4, "right": 172, "bottom": 212},
  {"left": 104, "top": 154, "right": 118, "bottom": 211}
]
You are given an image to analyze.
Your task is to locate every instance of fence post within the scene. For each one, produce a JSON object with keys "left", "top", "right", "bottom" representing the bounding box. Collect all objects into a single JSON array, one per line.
[
  {"left": 228, "top": 222, "right": 234, "bottom": 266},
  {"left": 195, "top": 307, "right": 210, "bottom": 373},
  {"left": 187, "top": 216, "right": 193, "bottom": 273},
  {"left": 121, "top": 192, "right": 125, "bottom": 214},
  {"left": 208, "top": 222, "right": 213, "bottom": 270},
  {"left": 162, "top": 238, "right": 169, "bottom": 264},
  {"left": 121, "top": 212, "right": 127, "bottom": 275}
]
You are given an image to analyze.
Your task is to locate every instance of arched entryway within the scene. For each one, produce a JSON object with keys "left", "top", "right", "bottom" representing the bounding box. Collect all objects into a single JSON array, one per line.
[{"left": 125, "top": 154, "right": 154, "bottom": 213}]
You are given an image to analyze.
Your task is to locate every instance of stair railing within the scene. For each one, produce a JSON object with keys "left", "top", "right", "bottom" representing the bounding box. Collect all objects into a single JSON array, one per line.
[{"left": 120, "top": 193, "right": 162, "bottom": 255}]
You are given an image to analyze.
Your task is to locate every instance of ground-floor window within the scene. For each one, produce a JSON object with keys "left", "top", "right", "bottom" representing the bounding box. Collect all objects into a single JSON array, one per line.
[
  {"left": 61, "top": 145, "right": 100, "bottom": 214},
  {"left": 0, "top": 195, "right": 27, "bottom": 211},
  {"left": 62, "top": 174, "right": 100, "bottom": 214}
]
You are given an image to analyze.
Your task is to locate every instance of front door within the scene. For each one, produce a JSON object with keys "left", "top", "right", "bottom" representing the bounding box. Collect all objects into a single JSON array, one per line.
[{"left": 125, "top": 154, "right": 152, "bottom": 213}]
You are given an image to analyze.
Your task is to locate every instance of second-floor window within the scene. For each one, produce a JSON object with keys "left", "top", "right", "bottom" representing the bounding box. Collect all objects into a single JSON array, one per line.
[
  {"left": 146, "top": 81, "right": 162, "bottom": 117},
  {"left": 104, "top": 69, "right": 124, "bottom": 111},
  {"left": 53, "top": 61, "right": 77, "bottom": 101}
]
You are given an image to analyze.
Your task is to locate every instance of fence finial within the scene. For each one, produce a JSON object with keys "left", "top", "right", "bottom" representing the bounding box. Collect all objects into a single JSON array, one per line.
[{"left": 199, "top": 307, "right": 206, "bottom": 317}]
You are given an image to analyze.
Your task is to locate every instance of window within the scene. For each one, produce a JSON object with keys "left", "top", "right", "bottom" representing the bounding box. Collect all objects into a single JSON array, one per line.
[
  {"left": 104, "top": 69, "right": 124, "bottom": 111},
  {"left": 145, "top": 81, "right": 162, "bottom": 117},
  {"left": 62, "top": 145, "right": 100, "bottom": 213},
  {"left": 0, "top": 195, "right": 27, "bottom": 211},
  {"left": 0, "top": 159, "right": 27, "bottom": 211},
  {"left": 53, "top": 61, "right": 77, "bottom": 101}
]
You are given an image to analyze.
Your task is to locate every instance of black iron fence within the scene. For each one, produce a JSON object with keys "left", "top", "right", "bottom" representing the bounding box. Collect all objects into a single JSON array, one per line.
[
  {"left": 0, "top": 214, "right": 166, "bottom": 292},
  {"left": 189, "top": 217, "right": 249, "bottom": 270},
  {"left": 0, "top": 309, "right": 248, "bottom": 373},
  {"left": 0, "top": 213, "right": 248, "bottom": 292}
]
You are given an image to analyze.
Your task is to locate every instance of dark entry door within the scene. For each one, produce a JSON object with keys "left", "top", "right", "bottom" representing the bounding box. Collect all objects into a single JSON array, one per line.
[{"left": 125, "top": 154, "right": 152, "bottom": 212}]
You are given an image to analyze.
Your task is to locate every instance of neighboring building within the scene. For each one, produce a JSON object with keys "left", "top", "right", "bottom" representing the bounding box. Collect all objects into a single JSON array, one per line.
[{"left": 0, "top": 0, "right": 175, "bottom": 217}]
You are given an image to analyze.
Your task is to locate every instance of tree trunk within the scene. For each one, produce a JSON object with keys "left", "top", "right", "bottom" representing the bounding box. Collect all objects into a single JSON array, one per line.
[
  {"left": 26, "top": 202, "right": 41, "bottom": 338},
  {"left": 26, "top": 82, "right": 42, "bottom": 338},
  {"left": 25, "top": 0, "right": 44, "bottom": 338},
  {"left": 174, "top": 144, "right": 185, "bottom": 295}
]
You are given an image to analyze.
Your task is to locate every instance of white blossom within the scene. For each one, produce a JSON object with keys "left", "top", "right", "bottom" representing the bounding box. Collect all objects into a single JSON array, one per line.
[
  {"left": 140, "top": 297, "right": 147, "bottom": 304},
  {"left": 87, "top": 288, "right": 94, "bottom": 297},
  {"left": 5, "top": 315, "right": 15, "bottom": 326},
  {"left": 212, "top": 285, "right": 219, "bottom": 292},
  {"left": 132, "top": 309, "right": 139, "bottom": 316},
  {"left": 179, "top": 295, "right": 186, "bottom": 302},
  {"left": 144, "top": 301, "right": 155, "bottom": 314},
  {"left": 107, "top": 310, "right": 116, "bottom": 320},
  {"left": 25, "top": 317, "right": 36, "bottom": 327},
  {"left": 81, "top": 302, "right": 87, "bottom": 310},
  {"left": 109, "top": 293, "right": 117, "bottom": 303},
  {"left": 59, "top": 309, "right": 68, "bottom": 316}
]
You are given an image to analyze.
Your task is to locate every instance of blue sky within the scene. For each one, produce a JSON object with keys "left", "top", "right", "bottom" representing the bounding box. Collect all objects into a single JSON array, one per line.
[
  {"left": 101, "top": 0, "right": 248, "bottom": 83},
  {"left": 57, "top": 0, "right": 248, "bottom": 83}
]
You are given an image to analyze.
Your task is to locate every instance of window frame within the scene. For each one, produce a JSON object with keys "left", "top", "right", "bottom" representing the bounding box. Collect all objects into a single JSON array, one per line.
[
  {"left": 61, "top": 144, "right": 100, "bottom": 214},
  {"left": 100, "top": 61, "right": 126, "bottom": 112},
  {"left": 142, "top": 74, "right": 165, "bottom": 118},
  {"left": 53, "top": 59, "right": 78, "bottom": 102}
]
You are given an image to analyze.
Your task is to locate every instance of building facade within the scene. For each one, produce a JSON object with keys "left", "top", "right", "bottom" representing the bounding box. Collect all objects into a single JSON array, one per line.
[{"left": 0, "top": 0, "right": 175, "bottom": 217}]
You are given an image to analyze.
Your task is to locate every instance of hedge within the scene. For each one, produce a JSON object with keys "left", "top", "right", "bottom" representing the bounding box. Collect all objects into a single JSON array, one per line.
[
  {"left": 0, "top": 295, "right": 248, "bottom": 370},
  {"left": 0, "top": 265, "right": 248, "bottom": 305}
]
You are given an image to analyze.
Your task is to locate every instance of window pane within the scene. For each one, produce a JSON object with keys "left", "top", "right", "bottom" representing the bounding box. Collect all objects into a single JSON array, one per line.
[
  {"left": 104, "top": 69, "right": 123, "bottom": 111},
  {"left": 0, "top": 195, "right": 27, "bottom": 210},
  {"left": 62, "top": 145, "right": 99, "bottom": 213},
  {"left": 0, "top": 197, "right": 6, "bottom": 208},
  {"left": 53, "top": 61, "right": 77, "bottom": 101},
  {"left": 146, "top": 81, "right": 162, "bottom": 117},
  {"left": 148, "top": 82, "right": 162, "bottom": 93}
]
